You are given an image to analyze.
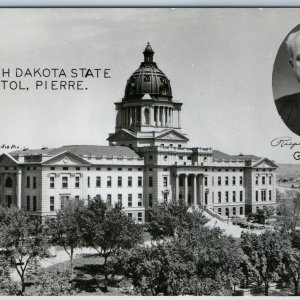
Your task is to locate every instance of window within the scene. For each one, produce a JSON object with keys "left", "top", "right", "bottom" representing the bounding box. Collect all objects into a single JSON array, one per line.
[
  {"left": 96, "top": 176, "right": 101, "bottom": 187},
  {"left": 233, "top": 207, "right": 236, "bottom": 216},
  {"left": 163, "top": 194, "right": 168, "bottom": 202},
  {"left": 60, "top": 195, "right": 69, "bottom": 209},
  {"left": 107, "top": 176, "right": 112, "bottom": 187},
  {"left": 75, "top": 176, "right": 80, "bottom": 188},
  {"left": 117, "top": 176, "right": 122, "bottom": 187},
  {"left": 269, "top": 176, "right": 272, "bottom": 184},
  {"left": 138, "top": 176, "right": 142, "bottom": 187},
  {"left": 138, "top": 212, "right": 143, "bottom": 222},
  {"left": 179, "top": 156, "right": 183, "bottom": 160},
  {"left": 33, "top": 177, "right": 37, "bottom": 189},
  {"left": 26, "top": 176, "right": 30, "bottom": 188},
  {"left": 232, "top": 177, "right": 236, "bottom": 185},
  {"left": 255, "top": 177, "right": 258, "bottom": 185},
  {"left": 128, "top": 176, "right": 132, "bottom": 187},
  {"left": 128, "top": 168, "right": 132, "bottom": 171},
  {"left": 107, "top": 167, "right": 111, "bottom": 171},
  {"left": 50, "top": 196, "right": 54, "bottom": 212},
  {"left": 138, "top": 194, "right": 143, "bottom": 206},
  {"left": 225, "top": 191, "right": 229, "bottom": 203},
  {"left": 118, "top": 194, "right": 122, "bottom": 205},
  {"left": 218, "top": 191, "right": 221, "bottom": 203},
  {"left": 87, "top": 176, "right": 90, "bottom": 188},
  {"left": 262, "top": 176, "right": 266, "bottom": 185},
  {"left": 76, "top": 167, "right": 81, "bottom": 171},
  {"left": 269, "top": 190, "right": 272, "bottom": 201},
  {"left": 240, "top": 191, "right": 243, "bottom": 202},
  {"left": 75, "top": 196, "right": 79, "bottom": 200},
  {"left": 63, "top": 167, "right": 68, "bottom": 171},
  {"left": 62, "top": 177, "right": 68, "bottom": 188},
  {"left": 50, "top": 167, "right": 55, "bottom": 170},
  {"left": 261, "top": 190, "right": 266, "bottom": 201},
  {"left": 107, "top": 194, "right": 112, "bottom": 207},
  {"left": 205, "top": 191, "right": 208, "bottom": 205},
  {"left": 128, "top": 194, "right": 132, "bottom": 207},
  {"left": 163, "top": 177, "right": 168, "bottom": 187},
  {"left": 204, "top": 177, "right": 208, "bottom": 186},
  {"left": 233, "top": 191, "right": 236, "bottom": 202},
  {"left": 50, "top": 176, "right": 55, "bottom": 188},
  {"left": 118, "top": 168, "right": 122, "bottom": 171},
  {"left": 240, "top": 176, "right": 243, "bottom": 185},
  {"left": 256, "top": 191, "right": 258, "bottom": 201},
  {"left": 149, "top": 176, "right": 153, "bottom": 187},
  {"left": 218, "top": 208, "right": 222, "bottom": 215},
  {"left": 33, "top": 196, "right": 37, "bottom": 212},
  {"left": 27, "top": 196, "right": 30, "bottom": 211},
  {"left": 225, "top": 176, "right": 228, "bottom": 185},
  {"left": 128, "top": 213, "right": 133, "bottom": 219},
  {"left": 226, "top": 208, "right": 229, "bottom": 217},
  {"left": 240, "top": 207, "right": 243, "bottom": 215},
  {"left": 149, "top": 194, "right": 153, "bottom": 207},
  {"left": 218, "top": 177, "right": 221, "bottom": 186}
]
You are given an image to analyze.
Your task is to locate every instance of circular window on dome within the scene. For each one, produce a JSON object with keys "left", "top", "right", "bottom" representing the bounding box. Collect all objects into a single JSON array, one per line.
[
  {"left": 144, "top": 75, "right": 150, "bottom": 82},
  {"left": 273, "top": 24, "right": 300, "bottom": 136}
]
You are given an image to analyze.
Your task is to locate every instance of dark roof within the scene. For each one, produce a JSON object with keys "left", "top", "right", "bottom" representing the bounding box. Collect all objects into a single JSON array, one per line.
[
  {"left": 10, "top": 145, "right": 141, "bottom": 159},
  {"left": 10, "top": 148, "right": 55, "bottom": 156},
  {"left": 212, "top": 150, "right": 261, "bottom": 161}
]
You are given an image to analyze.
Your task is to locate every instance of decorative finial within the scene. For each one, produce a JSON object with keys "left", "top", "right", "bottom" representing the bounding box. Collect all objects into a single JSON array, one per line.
[{"left": 143, "top": 42, "right": 154, "bottom": 63}]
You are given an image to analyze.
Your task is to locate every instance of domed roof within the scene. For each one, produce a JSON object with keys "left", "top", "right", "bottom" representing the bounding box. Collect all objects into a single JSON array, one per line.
[{"left": 124, "top": 43, "right": 172, "bottom": 100}]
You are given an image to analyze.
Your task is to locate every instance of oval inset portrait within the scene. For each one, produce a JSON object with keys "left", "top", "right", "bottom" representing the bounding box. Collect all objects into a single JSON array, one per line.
[{"left": 273, "top": 24, "right": 300, "bottom": 136}]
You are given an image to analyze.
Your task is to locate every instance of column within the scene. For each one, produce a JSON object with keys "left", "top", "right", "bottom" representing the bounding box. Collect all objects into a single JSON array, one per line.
[
  {"left": 184, "top": 174, "right": 188, "bottom": 204},
  {"left": 175, "top": 175, "right": 179, "bottom": 200},
  {"left": 130, "top": 107, "right": 133, "bottom": 126},
  {"left": 16, "top": 169, "right": 22, "bottom": 209},
  {"left": 193, "top": 174, "right": 197, "bottom": 207},
  {"left": 178, "top": 109, "right": 181, "bottom": 128},
  {"left": 160, "top": 106, "right": 163, "bottom": 126}
]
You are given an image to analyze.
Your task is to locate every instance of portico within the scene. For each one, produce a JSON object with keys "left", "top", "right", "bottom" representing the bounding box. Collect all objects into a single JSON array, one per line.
[{"left": 174, "top": 172, "right": 205, "bottom": 207}]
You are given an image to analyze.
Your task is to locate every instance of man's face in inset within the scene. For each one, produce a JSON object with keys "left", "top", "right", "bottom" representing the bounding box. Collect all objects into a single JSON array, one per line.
[{"left": 289, "top": 34, "right": 300, "bottom": 82}]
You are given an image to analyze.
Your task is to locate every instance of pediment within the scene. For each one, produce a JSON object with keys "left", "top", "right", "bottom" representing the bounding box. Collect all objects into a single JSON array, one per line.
[
  {"left": 0, "top": 153, "right": 18, "bottom": 165},
  {"left": 42, "top": 151, "right": 90, "bottom": 166},
  {"left": 252, "top": 158, "right": 278, "bottom": 169},
  {"left": 156, "top": 130, "right": 189, "bottom": 141},
  {"left": 107, "top": 129, "right": 137, "bottom": 141}
]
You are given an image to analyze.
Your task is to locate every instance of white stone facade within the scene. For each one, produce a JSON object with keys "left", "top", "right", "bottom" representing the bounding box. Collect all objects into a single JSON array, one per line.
[{"left": 0, "top": 44, "right": 277, "bottom": 220}]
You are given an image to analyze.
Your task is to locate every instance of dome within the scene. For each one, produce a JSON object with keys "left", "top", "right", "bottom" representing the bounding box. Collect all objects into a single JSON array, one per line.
[{"left": 124, "top": 43, "right": 172, "bottom": 100}]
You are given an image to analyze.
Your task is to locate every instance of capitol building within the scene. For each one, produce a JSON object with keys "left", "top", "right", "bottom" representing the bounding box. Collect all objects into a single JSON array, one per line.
[{"left": 0, "top": 43, "right": 277, "bottom": 221}]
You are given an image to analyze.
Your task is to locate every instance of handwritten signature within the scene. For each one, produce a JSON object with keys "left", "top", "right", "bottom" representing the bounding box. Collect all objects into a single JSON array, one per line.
[
  {"left": 0, "top": 144, "right": 24, "bottom": 150},
  {"left": 271, "top": 137, "right": 300, "bottom": 160}
]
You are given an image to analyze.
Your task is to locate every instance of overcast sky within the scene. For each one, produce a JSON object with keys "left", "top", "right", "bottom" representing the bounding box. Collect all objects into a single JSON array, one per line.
[{"left": 1, "top": 8, "right": 300, "bottom": 164}]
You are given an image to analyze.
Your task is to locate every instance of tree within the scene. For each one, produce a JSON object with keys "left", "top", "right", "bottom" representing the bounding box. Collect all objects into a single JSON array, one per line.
[
  {"left": 253, "top": 206, "right": 274, "bottom": 225},
  {"left": 148, "top": 199, "right": 207, "bottom": 240},
  {"left": 27, "top": 268, "right": 75, "bottom": 296},
  {"left": 46, "top": 198, "right": 85, "bottom": 276},
  {"left": 281, "top": 247, "right": 300, "bottom": 295},
  {"left": 241, "top": 230, "right": 290, "bottom": 296},
  {"left": 113, "top": 224, "right": 243, "bottom": 296},
  {"left": 277, "top": 192, "right": 300, "bottom": 233},
  {"left": 0, "top": 206, "right": 49, "bottom": 295},
  {"left": 80, "top": 196, "right": 143, "bottom": 291}
]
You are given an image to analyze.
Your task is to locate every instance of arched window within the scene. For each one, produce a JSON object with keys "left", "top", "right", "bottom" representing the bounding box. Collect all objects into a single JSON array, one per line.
[
  {"left": 5, "top": 177, "right": 12, "bottom": 188},
  {"left": 144, "top": 108, "right": 150, "bottom": 125}
]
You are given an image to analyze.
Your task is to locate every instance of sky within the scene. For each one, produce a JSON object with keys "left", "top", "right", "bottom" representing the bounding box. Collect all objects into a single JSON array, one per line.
[{"left": 0, "top": 8, "right": 300, "bottom": 164}]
